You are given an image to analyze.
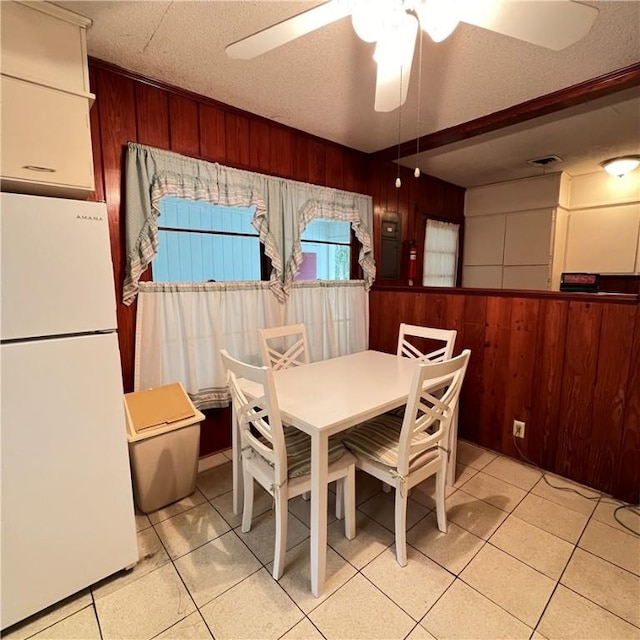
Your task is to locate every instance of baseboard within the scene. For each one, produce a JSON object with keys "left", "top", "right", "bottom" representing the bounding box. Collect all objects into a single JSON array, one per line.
[{"left": 197, "top": 449, "right": 232, "bottom": 473}]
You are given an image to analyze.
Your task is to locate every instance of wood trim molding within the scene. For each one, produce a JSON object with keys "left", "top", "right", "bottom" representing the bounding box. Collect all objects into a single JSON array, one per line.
[
  {"left": 374, "top": 62, "right": 640, "bottom": 162},
  {"left": 371, "top": 284, "right": 640, "bottom": 304}
]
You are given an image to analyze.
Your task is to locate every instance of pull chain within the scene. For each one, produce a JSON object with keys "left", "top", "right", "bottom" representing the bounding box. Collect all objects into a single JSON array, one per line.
[
  {"left": 414, "top": 29, "right": 423, "bottom": 178},
  {"left": 395, "top": 65, "right": 403, "bottom": 189}
]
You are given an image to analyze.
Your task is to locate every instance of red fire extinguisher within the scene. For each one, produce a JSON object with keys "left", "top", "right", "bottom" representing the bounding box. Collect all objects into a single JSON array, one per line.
[{"left": 408, "top": 240, "right": 417, "bottom": 286}]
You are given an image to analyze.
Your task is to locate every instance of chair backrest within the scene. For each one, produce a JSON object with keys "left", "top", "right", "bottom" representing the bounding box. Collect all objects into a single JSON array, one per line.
[
  {"left": 396, "top": 349, "right": 471, "bottom": 474},
  {"left": 259, "top": 323, "right": 310, "bottom": 371},
  {"left": 397, "top": 323, "right": 457, "bottom": 363},
  {"left": 220, "top": 349, "right": 287, "bottom": 485}
]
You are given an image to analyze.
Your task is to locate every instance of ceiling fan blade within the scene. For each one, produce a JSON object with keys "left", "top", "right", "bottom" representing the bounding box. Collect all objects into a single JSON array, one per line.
[
  {"left": 374, "top": 15, "right": 418, "bottom": 112},
  {"left": 226, "top": 1, "right": 351, "bottom": 59},
  {"left": 456, "top": 0, "right": 599, "bottom": 51},
  {"left": 374, "top": 60, "right": 412, "bottom": 112}
]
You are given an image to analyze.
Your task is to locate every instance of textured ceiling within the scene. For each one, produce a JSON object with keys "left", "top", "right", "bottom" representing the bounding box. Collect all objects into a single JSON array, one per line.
[{"left": 57, "top": 0, "right": 640, "bottom": 186}]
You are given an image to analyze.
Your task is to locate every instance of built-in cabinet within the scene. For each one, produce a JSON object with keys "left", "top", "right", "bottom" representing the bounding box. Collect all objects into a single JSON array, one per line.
[
  {"left": 462, "top": 173, "right": 566, "bottom": 290},
  {"left": 462, "top": 170, "right": 640, "bottom": 289},
  {"left": 0, "top": 1, "right": 95, "bottom": 198}
]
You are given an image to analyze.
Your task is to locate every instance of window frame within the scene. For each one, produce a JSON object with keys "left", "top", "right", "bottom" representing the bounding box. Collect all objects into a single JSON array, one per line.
[
  {"left": 419, "top": 214, "right": 462, "bottom": 288},
  {"left": 150, "top": 198, "right": 362, "bottom": 284},
  {"left": 151, "top": 198, "right": 270, "bottom": 283},
  {"left": 297, "top": 217, "right": 355, "bottom": 282}
]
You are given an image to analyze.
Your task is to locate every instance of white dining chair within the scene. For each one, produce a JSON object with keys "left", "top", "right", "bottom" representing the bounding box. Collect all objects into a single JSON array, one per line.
[
  {"left": 386, "top": 323, "right": 458, "bottom": 427},
  {"left": 259, "top": 323, "right": 309, "bottom": 371},
  {"left": 220, "top": 349, "right": 356, "bottom": 580},
  {"left": 259, "top": 323, "right": 313, "bottom": 499},
  {"left": 397, "top": 323, "right": 457, "bottom": 362},
  {"left": 342, "top": 349, "right": 471, "bottom": 567}
]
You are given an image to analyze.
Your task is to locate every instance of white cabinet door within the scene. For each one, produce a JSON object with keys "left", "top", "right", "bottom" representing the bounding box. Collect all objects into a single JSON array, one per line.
[
  {"left": 1, "top": 76, "right": 95, "bottom": 196},
  {"left": 462, "top": 265, "right": 503, "bottom": 288},
  {"left": 503, "top": 209, "right": 553, "bottom": 266},
  {"left": 0, "top": 1, "right": 90, "bottom": 95},
  {"left": 463, "top": 215, "right": 506, "bottom": 266}
]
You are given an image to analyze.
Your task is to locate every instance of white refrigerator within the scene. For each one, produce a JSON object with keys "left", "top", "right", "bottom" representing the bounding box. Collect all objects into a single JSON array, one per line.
[{"left": 1, "top": 192, "right": 138, "bottom": 629}]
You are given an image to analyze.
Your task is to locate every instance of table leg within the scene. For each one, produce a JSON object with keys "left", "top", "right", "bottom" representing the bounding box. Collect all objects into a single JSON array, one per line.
[
  {"left": 232, "top": 407, "right": 243, "bottom": 515},
  {"left": 310, "top": 432, "right": 328, "bottom": 598},
  {"left": 446, "top": 404, "right": 459, "bottom": 486}
]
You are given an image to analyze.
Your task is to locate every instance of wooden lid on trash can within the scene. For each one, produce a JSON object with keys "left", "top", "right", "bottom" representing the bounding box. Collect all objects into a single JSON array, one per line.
[{"left": 125, "top": 382, "right": 197, "bottom": 433}]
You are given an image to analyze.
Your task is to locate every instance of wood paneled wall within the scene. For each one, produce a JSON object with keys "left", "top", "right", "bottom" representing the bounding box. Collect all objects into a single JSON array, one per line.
[
  {"left": 371, "top": 162, "right": 465, "bottom": 284},
  {"left": 370, "top": 286, "right": 640, "bottom": 503},
  {"left": 87, "top": 59, "right": 465, "bottom": 455}
]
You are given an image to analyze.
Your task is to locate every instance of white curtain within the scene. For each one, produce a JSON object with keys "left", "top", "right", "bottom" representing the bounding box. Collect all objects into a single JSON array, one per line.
[
  {"left": 423, "top": 219, "right": 460, "bottom": 287},
  {"left": 134, "top": 280, "right": 369, "bottom": 408}
]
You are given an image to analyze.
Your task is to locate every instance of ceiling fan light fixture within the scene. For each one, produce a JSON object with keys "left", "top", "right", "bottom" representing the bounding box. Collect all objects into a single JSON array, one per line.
[
  {"left": 601, "top": 156, "right": 640, "bottom": 177},
  {"left": 351, "top": 0, "right": 390, "bottom": 43},
  {"left": 373, "top": 12, "right": 418, "bottom": 66},
  {"left": 415, "top": 0, "right": 459, "bottom": 43}
]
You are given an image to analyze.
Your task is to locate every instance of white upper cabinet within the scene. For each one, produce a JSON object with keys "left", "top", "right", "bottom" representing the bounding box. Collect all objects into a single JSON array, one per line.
[
  {"left": 0, "top": 1, "right": 95, "bottom": 198},
  {"left": 0, "top": 1, "right": 91, "bottom": 96}
]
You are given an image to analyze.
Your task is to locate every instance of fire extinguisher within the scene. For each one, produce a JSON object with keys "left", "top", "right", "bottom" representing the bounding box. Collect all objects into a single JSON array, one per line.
[{"left": 408, "top": 240, "right": 417, "bottom": 286}]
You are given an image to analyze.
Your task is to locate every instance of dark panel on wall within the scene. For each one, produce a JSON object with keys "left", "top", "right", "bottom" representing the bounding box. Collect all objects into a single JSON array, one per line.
[
  {"left": 529, "top": 300, "right": 568, "bottom": 470},
  {"left": 168, "top": 94, "right": 199, "bottom": 157},
  {"left": 249, "top": 119, "right": 271, "bottom": 173},
  {"left": 615, "top": 307, "right": 640, "bottom": 503},
  {"left": 325, "top": 146, "right": 343, "bottom": 190},
  {"left": 589, "top": 303, "right": 636, "bottom": 494},
  {"left": 199, "top": 104, "right": 226, "bottom": 163},
  {"left": 270, "top": 127, "right": 294, "bottom": 178},
  {"left": 555, "top": 302, "right": 603, "bottom": 485},
  {"left": 135, "top": 84, "right": 170, "bottom": 148},
  {"left": 294, "top": 135, "right": 311, "bottom": 183},
  {"left": 501, "top": 298, "right": 539, "bottom": 458},
  {"left": 92, "top": 67, "right": 138, "bottom": 393},
  {"left": 479, "top": 297, "right": 512, "bottom": 451},
  {"left": 308, "top": 139, "right": 327, "bottom": 186},
  {"left": 370, "top": 287, "right": 640, "bottom": 502},
  {"left": 225, "top": 113, "right": 251, "bottom": 168}
]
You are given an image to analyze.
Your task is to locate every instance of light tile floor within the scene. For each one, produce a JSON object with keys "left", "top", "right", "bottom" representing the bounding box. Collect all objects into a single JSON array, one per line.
[{"left": 4, "top": 442, "right": 640, "bottom": 640}]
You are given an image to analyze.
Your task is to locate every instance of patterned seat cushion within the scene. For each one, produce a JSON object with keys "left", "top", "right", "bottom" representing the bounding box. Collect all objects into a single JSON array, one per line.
[
  {"left": 342, "top": 413, "right": 435, "bottom": 469},
  {"left": 255, "top": 426, "right": 348, "bottom": 478}
]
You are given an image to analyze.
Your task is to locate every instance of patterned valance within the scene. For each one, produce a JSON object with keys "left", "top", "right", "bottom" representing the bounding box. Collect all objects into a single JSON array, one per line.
[{"left": 123, "top": 142, "right": 375, "bottom": 305}]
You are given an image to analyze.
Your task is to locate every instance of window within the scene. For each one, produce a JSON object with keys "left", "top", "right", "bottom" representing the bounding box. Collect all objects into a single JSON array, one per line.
[
  {"left": 422, "top": 219, "right": 460, "bottom": 287},
  {"left": 297, "top": 218, "right": 351, "bottom": 281},
  {"left": 152, "top": 197, "right": 263, "bottom": 282}
]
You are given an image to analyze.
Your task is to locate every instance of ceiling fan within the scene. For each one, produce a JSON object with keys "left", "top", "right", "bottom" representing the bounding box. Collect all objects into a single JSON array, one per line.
[{"left": 226, "top": 0, "right": 599, "bottom": 112}]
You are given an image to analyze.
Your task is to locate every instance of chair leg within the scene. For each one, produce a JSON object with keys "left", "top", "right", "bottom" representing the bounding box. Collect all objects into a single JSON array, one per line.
[
  {"left": 435, "top": 467, "right": 448, "bottom": 534},
  {"left": 344, "top": 465, "right": 356, "bottom": 540},
  {"left": 241, "top": 469, "right": 254, "bottom": 533},
  {"left": 394, "top": 486, "right": 408, "bottom": 567},
  {"left": 335, "top": 479, "right": 344, "bottom": 520},
  {"left": 272, "top": 488, "right": 288, "bottom": 580}
]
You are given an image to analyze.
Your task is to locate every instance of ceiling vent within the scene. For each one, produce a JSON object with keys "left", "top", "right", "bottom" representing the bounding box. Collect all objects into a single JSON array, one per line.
[{"left": 527, "top": 155, "right": 563, "bottom": 167}]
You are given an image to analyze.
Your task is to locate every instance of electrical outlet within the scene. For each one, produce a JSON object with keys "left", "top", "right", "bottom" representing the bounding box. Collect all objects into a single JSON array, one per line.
[{"left": 513, "top": 420, "right": 525, "bottom": 438}]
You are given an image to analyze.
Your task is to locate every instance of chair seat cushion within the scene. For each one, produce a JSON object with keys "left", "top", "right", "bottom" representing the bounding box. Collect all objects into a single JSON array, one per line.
[
  {"left": 342, "top": 413, "right": 436, "bottom": 469},
  {"left": 256, "top": 427, "right": 348, "bottom": 479}
]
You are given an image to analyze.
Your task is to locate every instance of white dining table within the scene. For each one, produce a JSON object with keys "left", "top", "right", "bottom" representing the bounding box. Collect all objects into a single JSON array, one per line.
[{"left": 231, "top": 349, "right": 459, "bottom": 597}]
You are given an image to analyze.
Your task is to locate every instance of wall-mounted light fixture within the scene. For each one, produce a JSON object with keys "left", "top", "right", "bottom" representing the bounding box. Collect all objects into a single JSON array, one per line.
[{"left": 601, "top": 156, "right": 640, "bottom": 177}]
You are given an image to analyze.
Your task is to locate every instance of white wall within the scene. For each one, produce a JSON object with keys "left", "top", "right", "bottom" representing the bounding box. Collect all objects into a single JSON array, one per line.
[{"left": 562, "top": 171, "right": 640, "bottom": 274}]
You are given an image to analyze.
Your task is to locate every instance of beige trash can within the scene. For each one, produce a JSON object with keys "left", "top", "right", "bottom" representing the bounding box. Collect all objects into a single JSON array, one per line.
[{"left": 124, "top": 382, "right": 205, "bottom": 514}]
